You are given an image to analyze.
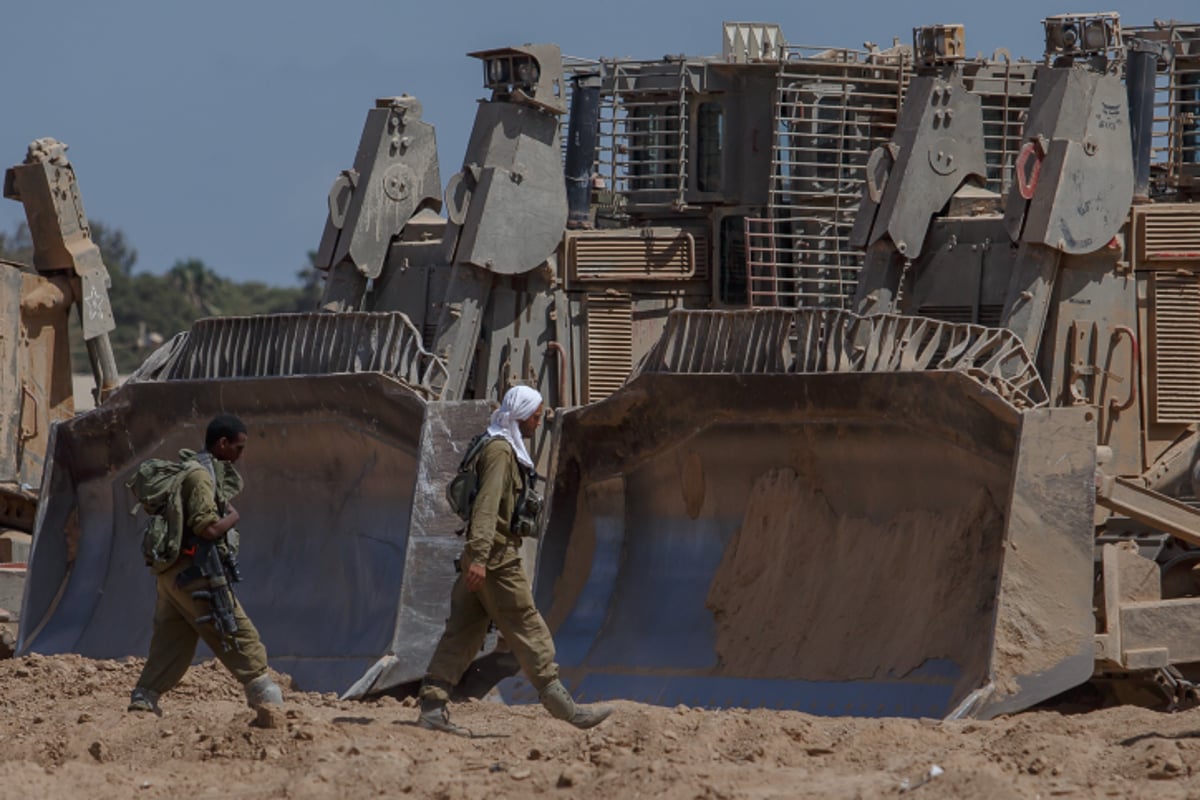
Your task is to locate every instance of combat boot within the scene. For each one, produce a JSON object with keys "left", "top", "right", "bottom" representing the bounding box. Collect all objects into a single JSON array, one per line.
[
  {"left": 127, "top": 687, "right": 161, "bottom": 715},
  {"left": 417, "top": 697, "right": 471, "bottom": 736},
  {"left": 539, "top": 679, "right": 613, "bottom": 730},
  {"left": 244, "top": 673, "right": 284, "bottom": 708}
]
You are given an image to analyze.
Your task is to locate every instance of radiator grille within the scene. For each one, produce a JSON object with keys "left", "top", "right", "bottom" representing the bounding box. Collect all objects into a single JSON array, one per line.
[
  {"left": 584, "top": 293, "right": 633, "bottom": 402},
  {"left": 1139, "top": 207, "right": 1200, "bottom": 263},
  {"left": 1152, "top": 274, "right": 1200, "bottom": 423},
  {"left": 567, "top": 229, "right": 707, "bottom": 282}
]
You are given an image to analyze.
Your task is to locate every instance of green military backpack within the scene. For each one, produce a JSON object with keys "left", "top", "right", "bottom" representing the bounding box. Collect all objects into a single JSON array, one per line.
[
  {"left": 445, "top": 433, "right": 497, "bottom": 523},
  {"left": 126, "top": 458, "right": 206, "bottom": 571},
  {"left": 445, "top": 433, "right": 544, "bottom": 538}
]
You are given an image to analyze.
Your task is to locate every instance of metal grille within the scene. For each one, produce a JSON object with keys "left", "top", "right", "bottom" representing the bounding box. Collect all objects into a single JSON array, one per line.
[
  {"left": 566, "top": 228, "right": 707, "bottom": 282},
  {"left": 594, "top": 59, "right": 692, "bottom": 212},
  {"left": 746, "top": 46, "right": 911, "bottom": 309},
  {"left": 141, "top": 312, "right": 447, "bottom": 398},
  {"left": 1140, "top": 206, "right": 1200, "bottom": 260},
  {"left": 584, "top": 292, "right": 633, "bottom": 402},
  {"left": 638, "top": 308, "right": 1048, "bottom": 410},
  {"left": 963, "top": 59, "right": 1037, "bottom": 195},
  {"left": 1126, "top": 23, "right": 1200, "bottom": 195},
  {"left": 1152, "top": 274, "right": 1200, "bottom": 423},
  {"left": 745, "top": 53, "right": 1041, "bottom": 311}
]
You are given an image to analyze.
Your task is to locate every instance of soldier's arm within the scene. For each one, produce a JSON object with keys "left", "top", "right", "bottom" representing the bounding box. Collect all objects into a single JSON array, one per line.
[
  {"left": 183, "top": 469, "right": 240, "bottom": 541},
  {"left": 463, "top": 443, "right": 508, "bottom": 567}
]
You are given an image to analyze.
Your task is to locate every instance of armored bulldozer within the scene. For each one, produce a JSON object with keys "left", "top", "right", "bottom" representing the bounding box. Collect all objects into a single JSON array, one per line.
[
  {"left": 16, "top": 24, "right": 925, "bottom": 696},
  {"left": 531, "top": 15, "right": 1200, "bottom": 719},
  {"left": 20, "top": 15, "right": 1200, "bottom": 719},
  {"left": 1, "top": 139, "right": 119, "bottom": 543}
]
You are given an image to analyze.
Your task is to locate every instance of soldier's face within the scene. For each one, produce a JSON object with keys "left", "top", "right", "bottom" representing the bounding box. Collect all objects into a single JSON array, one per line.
[
  {"left": 213, "top": 432, "right": 248, "bottom": 463},
  {"left": 517, "top": 404, "right": 544, "bottom": 438}
]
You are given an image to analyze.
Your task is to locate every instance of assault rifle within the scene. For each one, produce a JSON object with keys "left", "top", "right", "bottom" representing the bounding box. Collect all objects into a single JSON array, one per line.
[{"left": 178, "top": 537, "right": 242, "bottom": 653}]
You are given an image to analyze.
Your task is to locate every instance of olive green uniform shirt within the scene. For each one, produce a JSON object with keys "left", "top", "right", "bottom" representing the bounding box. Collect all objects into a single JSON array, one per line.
[
  {"left": 178, "top": 449, "right": 244, "bottom": 551},
  {"left": 463, "top": 438, "right": 526, "bottom": 569}
]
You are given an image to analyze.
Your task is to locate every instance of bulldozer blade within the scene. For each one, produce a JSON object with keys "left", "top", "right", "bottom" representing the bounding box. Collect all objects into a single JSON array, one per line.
[
  {"left": 519, "top": 370, "right": 1096, "bottom": 719},
  {"left": 17, "top": 373, "right": 491, "bottom": 695}
]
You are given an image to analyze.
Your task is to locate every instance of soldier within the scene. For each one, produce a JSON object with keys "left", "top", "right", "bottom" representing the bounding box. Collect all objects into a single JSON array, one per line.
[
  {"left": 418, "top": 385, "right": 612, "bottom": 734},
  {"left": 127, "top": 414, "right": 283, "bottom": 714}
]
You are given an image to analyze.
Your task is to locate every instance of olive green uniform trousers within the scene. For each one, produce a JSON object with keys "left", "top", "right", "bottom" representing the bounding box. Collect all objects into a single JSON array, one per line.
[
  {"left": 134, "top": 557, "right": 270, "bottom": 694},
  {"left": 420, "top": 558, "right": 558, "bottom": 703}
]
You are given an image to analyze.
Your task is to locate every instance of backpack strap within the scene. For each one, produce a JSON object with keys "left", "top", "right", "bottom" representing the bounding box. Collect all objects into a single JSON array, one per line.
[{"left": 193, "top": 451, "right": 225, "bottom": 514}]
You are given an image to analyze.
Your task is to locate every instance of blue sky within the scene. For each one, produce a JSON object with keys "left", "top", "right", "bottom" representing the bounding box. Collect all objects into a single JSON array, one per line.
[{"left": 1, "top": 0, "right": 1194, "bottom": 286}]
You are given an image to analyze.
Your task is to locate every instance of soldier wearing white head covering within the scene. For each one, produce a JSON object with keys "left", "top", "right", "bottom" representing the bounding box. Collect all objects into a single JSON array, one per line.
[
  {"left": 485, "top": 384, "right": 541, "bottom": 468},
  {"left": 417, "top": 385, "right": 612, "bottom": 735}
]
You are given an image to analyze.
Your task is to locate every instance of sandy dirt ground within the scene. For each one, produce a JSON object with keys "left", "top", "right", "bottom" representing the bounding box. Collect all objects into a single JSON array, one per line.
[{"left": 5, "top": 655, "right": 1200, "bottom": 798}]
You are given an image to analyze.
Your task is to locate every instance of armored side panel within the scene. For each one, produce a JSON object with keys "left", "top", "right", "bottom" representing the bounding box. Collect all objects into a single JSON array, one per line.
[
  {"left": 855, "top": 72, "right": 987, "bottom": 259},
  {"left": 316, "top": 97, "right": 441, "bottom": 310},
  {"left": 315, "top": 96, "right": 441, "bottom": 281},
  {"left": 448, "top": 101, "right": 567, "bottom": 275},
  {"left": 1003, "top": 66, "right": 1134, "bottom": 252}
]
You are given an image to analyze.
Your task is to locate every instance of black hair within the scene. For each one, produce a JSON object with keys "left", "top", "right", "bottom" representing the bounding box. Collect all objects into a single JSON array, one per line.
[{"left": 205, "top": 414, "right": 247, "bottom": 450}]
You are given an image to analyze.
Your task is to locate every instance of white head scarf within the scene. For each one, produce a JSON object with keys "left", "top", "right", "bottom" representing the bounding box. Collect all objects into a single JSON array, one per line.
[{"left": 486, "top": 385, "right": 543, "bottom": 468}]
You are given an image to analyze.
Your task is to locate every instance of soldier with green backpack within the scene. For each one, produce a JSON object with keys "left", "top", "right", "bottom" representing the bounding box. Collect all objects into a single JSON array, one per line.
[
  {"left": 125, "top": 414, "right": 282, "bottom": 715},
  {"left": 417, "top": 385, "right": 612, "bottom": 734}
]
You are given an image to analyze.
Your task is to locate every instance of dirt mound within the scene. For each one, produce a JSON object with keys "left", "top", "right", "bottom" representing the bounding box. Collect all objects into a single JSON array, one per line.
[{"left": 3, "top": 653, "right": 1200, "bottom": 798}]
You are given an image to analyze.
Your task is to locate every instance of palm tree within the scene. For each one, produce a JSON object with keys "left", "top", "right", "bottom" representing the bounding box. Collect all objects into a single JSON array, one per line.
[{"left": 167, "top": 258, "right": 222, "bottom": 316}]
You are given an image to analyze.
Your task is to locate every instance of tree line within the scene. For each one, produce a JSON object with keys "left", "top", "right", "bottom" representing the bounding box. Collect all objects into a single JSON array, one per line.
[{"left": 0, "top": 221, "right": 324, "bottom": 373}]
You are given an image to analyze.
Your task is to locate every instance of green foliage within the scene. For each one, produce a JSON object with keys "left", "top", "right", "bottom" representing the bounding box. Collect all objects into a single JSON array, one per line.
[
  {"left": 89, "top": 221, "right": 137, "bottom": 276},
  {"left": 0, "top": 222, "right": 32, "bottom": 264},
  {"left": 0, "top": 220, "right": 323, "bottom": 373},
  {"left": 296, "top": 250, "right": 324, "bottom": 309}
]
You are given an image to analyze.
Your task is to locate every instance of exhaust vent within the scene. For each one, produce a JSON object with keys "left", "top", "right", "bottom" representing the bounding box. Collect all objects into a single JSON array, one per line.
[
  {"left": 583, "top": 292, "right": 633, "bottom": 402},
  {"left": 566, "top": 228, "right": 706, "bottom": 282},
  {"left": 1134, "top": 206, "right": 1200, "bottom": 266},
  {"left": 1151, "top": 272, "right": 1200, "bottom": 423}
]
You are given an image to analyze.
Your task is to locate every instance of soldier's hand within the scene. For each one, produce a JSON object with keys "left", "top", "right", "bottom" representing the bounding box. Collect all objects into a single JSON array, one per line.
[{"left": 465, "top": 562, "right": 487, "bottom": 592}]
